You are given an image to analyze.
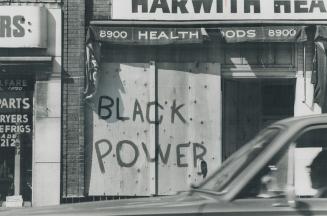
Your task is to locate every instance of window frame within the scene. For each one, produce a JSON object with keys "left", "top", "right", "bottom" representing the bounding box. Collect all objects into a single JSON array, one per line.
[
  {"left": 230, "top": 124, "right": 327, "bottom": 202},
  {"left": 291, "top": 125, "right": 327, "bottom": 199}
]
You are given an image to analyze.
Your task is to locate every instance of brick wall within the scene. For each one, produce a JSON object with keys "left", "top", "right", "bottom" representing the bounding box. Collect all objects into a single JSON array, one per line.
[
  {"left": 0, "top": 0, "right": 86, "bottom": 200},
  {"left": 62, "top": 0, "right": 86, "bottom": 198},
  {"left": 87, "top": 0, "right": 111, "bottom": 21}
]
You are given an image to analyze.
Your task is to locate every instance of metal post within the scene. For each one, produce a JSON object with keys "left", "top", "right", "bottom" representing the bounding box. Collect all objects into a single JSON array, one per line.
[
  {"left": 14, "top": 138, "right": 20, "bottom": 195},
  {"left": 303, "top": 43, "right": 307, "bottom": 103}
]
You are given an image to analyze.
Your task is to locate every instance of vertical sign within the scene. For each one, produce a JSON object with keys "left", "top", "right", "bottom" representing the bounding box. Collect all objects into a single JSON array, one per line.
[
  {"left": 0, "top": 75, "right": 34, "bottom": 149},
  {"left": 0, "top": 6, "right": 47, "bottom": 48}
]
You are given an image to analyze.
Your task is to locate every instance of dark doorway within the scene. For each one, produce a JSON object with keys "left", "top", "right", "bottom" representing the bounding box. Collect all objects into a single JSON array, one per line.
[
  {"left": 0, "top": 148, "right": 15, "bottom": 202},
  {"left": 222, "top": 79, "right": 295, "bottom": 160}
]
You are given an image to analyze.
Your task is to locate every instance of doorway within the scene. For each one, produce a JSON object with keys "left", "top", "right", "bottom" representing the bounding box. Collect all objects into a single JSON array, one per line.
[
  {"left": 0, "top": 149, "right": 15, "bottom": 202},
  {"left": 222, "top": 79, "right": 295, "bottom": 160}
]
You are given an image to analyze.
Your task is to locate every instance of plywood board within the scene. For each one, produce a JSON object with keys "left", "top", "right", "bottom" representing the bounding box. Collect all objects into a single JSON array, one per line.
[
  {"left": 156, "top": 63, "right": 222, "bottom": 194},
  {"left": 87, "top": 63, "right": 155, "bottom": 196}
]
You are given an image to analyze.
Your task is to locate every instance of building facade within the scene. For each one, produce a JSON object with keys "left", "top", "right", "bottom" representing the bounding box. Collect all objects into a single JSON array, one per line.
[
  {"left": 1, "top": 0, "right": 327, "bottom": 207},
  {"left": 0, "top": 0, "right": 62, "bottom": 207},
  {"left": 80, "top": 0, "right": 327, "bottom": 198},
  {"left": 0, "top": 0, "right": 86, "bottom": 207}
]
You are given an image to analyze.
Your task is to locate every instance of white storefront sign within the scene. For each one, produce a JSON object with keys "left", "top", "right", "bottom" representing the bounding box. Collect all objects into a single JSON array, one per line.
[
  {"left": 0, "top": 6, "right": 47, "bottom": 48},
  {"left": 112, "top": 0, "right": 327, "bottom": 20}
]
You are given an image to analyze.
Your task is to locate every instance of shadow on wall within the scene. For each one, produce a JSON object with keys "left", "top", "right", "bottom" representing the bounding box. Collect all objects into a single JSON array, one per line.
[{"left": 85, "top": 63, "right": 144, "bottom": 194}]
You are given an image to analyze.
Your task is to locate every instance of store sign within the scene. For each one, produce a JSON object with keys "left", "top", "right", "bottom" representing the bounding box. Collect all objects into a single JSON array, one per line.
[
  {"left": 0, "top": 75, "right": 34, "bottom": 148},
  {"left": 219, "top": 26, "right": 306, "bottom": 42},
  {"left": 112, "top": 0, "right": 327, "bottom": 20},
  {"left": 88, "top": 26, "right": 307, "bottom": 45},
  {"left": 89, "top": 26, "right": 204, "bottom": 44},
  {"left": 0, "top": 6, "right": 47, "bottom": 48}
]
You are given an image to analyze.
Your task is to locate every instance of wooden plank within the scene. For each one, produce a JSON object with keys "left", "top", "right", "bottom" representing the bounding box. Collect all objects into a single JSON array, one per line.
[
  {"left": 87, "top": 63, "right": 155, "bottom": 196},
  {"left": 156, "top": 62, "right": 221, "bottom": 195}
]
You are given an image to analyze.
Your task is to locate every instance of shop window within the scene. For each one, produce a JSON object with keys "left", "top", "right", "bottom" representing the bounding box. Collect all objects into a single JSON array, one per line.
[
  {"left": 241, "top": 45, "right": 260, "bottom": 65},
  {"left": 262, "top": 83, "right": 295, "bottom": 116},
  {"left": 224, "top": 43, "right": 294, "bottom": 67},
  {"left": 224, "top": 45, "right": 242, "bottom": 65},
  {"left": 275, "top": 43, "right": 294, "bottom": 65},
  {"left": 260, "top": 44, "right": 275, "bottom": 65},
  {"left": 0, "top": 74, "right": 34, "bottom": 204}
]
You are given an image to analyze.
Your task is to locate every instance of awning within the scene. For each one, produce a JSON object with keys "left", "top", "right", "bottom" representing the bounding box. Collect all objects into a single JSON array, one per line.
[
  {"left": 214, "top": 26, "right": 309, "bottom": 43},
  {"left": 0, "top": 56, "right": 53, "bottom": 73},
  {"left": 85, "top": 25, "right": 327, "bottom": 101},
  {"left": 87, "top": 26, "right": 206, "bottom": 45},
  {"left": 87, "top": 25, "right": 311, "bottom": 45}
]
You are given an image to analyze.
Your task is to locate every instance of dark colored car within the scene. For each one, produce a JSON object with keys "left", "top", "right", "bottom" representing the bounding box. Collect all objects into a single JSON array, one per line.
[{"left": 2, "top": 114, "right": 327, "bottom": 216}]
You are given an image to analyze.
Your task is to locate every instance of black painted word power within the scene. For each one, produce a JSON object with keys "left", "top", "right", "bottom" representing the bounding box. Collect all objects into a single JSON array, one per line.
[{"left": 95, "top": 139, "right": 207, "bottom": 173}]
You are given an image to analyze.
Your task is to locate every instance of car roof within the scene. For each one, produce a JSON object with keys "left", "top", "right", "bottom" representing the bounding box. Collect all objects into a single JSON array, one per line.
[{"left": 273, "top": 114, "right": 327, "bottom": 128}]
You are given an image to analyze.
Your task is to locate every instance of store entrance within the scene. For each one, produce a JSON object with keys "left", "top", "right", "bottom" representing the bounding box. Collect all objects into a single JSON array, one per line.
[{"left": 222, "top": 79, "right": 295, "bottom": 160}]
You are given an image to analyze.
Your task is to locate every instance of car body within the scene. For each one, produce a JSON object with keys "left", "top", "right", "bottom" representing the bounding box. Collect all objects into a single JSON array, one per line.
[{"left": 2, "top": 114, "right": 327, "bottom": 216}]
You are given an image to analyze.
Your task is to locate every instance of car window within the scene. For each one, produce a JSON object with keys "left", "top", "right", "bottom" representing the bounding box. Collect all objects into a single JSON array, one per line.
[
  {"left": 293, "top": 127, "right": 327, "bottom": 198},
  {"left": 199, "top": 128, "right": 281, "bottom": 192},
  {"left": 237, "top": 143, "right": 289, "bottom": 199},
  {"left": 237, "top": 126, "right": 327, "bottom": 199}
]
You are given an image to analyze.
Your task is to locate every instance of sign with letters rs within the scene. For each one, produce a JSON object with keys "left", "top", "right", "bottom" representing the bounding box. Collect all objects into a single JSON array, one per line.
[{"left": 0, "top": 6, "right": 47, "bottom": 48}]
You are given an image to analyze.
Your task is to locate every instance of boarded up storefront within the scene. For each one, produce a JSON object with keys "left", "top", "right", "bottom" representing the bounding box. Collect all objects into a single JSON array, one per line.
[
  {"left": 85, "top": 60, "right": 222, "bottom": 195},
  {"left": 84, "top": 0, "right": 327, "bottom": 197}
]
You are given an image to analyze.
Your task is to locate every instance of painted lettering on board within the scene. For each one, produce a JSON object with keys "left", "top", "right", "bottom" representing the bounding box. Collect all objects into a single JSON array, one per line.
[
  {"left": 98, "top": 96, "right": 186, "bottom": 124},
  {"left": 94, "top": 139, "right": 207, "bottom": 171}
]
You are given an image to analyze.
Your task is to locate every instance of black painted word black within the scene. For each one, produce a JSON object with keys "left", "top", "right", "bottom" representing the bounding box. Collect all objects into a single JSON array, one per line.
[{"left": 98, "top": 96, "right": 186, "bottom": 124}]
